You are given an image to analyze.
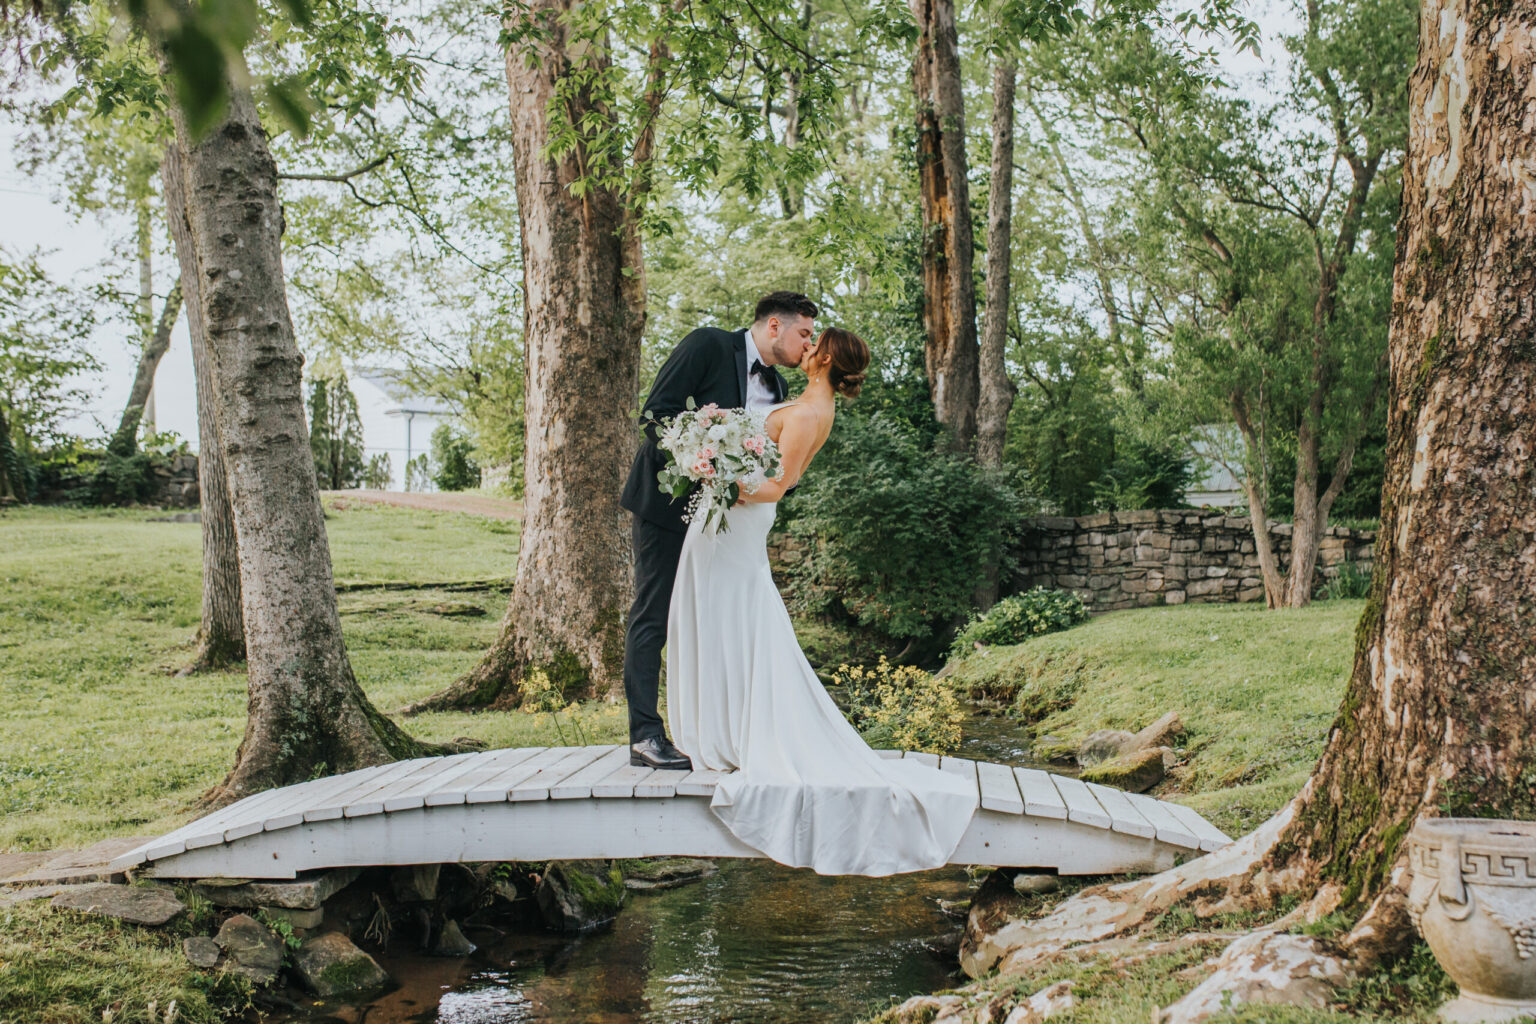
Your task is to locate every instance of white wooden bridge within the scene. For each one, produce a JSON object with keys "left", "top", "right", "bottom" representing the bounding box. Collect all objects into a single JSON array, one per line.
[{"left": 110, "top": 745, "right": 1230, "bottom": 879}]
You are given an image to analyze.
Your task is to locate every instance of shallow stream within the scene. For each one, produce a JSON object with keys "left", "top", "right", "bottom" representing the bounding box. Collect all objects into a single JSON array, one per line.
[{"left": 286, "top": 710, "right": 1051, "bottom": 1024}]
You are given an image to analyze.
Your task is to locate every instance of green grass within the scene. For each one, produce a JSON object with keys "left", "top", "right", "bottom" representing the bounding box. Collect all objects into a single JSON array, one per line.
[
  {"left": 949, "top": 600, "right": 1364, "bottom": 837},
  {"left": 0, "top": 501, "right": 623, "bottom": 853}
]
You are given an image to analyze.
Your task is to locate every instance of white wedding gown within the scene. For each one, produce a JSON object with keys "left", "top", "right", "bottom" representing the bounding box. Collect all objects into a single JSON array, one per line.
[{"left": 665, "top": 464, "right": 979, "bottom": 876}]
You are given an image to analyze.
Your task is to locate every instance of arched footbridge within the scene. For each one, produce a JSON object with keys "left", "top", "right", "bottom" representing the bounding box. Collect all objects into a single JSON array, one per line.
[{"left": 110, "top": 745, "right": 1230, "bottom": 879}]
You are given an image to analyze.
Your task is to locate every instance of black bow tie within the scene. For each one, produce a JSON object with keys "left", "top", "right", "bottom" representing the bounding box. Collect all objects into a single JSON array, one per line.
[{"left": 750, "top": 359, "right": 772, "bottom": 381}]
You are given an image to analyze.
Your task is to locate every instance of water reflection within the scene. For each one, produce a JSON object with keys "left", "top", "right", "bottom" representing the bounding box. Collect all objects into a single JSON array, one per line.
[
  {"left": 294, "top": 710, "right": 1039, "bottom": 1024},
  {"left": 365, "top": 859, "right": 971, "bottom": 1024}
]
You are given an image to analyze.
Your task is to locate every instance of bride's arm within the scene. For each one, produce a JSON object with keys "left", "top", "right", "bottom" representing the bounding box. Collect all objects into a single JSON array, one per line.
[{"left": 738, "top": 408, "right": 818, "bottom": 504}]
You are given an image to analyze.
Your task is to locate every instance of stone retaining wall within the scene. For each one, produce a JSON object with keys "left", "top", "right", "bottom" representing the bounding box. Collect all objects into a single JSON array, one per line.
[
  {"left": 1012, "top": 510, "right": 1376, "bottom": 612},
  {"left": 149, "top": 453, "right": 200, "bottom": 508}
]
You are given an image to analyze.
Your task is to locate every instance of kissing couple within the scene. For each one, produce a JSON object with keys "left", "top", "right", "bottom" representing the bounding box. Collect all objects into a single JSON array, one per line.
[{"left": 617, "top": 291, "right": 979, "bottom": 876}]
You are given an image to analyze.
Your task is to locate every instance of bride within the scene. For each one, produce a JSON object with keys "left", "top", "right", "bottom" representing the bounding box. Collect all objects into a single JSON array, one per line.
[{"left": 666, "top": 327, "right": 979, "bottom": 876}]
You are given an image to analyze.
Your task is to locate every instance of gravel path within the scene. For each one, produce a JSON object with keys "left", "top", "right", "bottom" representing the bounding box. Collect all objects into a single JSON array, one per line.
[{"left": 322, "top": 489, "right": 524, "bottom": 521}]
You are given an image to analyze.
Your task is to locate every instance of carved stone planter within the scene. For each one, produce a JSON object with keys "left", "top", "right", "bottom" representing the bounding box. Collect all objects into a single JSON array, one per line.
[{"left": 1407, "top": 818, "right": 1536, "bottom": 1022}]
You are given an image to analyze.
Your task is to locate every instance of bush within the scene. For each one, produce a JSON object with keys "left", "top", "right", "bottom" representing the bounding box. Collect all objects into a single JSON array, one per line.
[
  {"left": 431, "top": 423, "right": 481, "bottom": 491},
  {"left": 950, "top": 587, "right": 1088, "bottom": 658},
  {"left": 786, "top": 415, "right": 1026, "bottom": 647},
  {"left": 833, "top": 658, "right": 964, "bottom": 755},
  {"left": 1318, "top": 560, "right": 1372, "bottom": 601}
]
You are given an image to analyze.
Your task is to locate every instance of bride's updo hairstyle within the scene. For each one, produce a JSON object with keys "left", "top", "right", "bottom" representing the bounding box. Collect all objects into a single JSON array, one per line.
[{"left": 818, "top": 327, "right": 870, "bottom": 398}]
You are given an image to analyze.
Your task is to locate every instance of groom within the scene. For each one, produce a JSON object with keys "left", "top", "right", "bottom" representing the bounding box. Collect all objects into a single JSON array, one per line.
[{"left": 619, "top": 291, "right": 820, "bottom": 769}]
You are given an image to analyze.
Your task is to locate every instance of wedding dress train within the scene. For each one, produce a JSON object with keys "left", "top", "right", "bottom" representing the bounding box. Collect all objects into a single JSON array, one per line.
[{"left": 666, "top": 493, "right": 979, "bottom": 876}]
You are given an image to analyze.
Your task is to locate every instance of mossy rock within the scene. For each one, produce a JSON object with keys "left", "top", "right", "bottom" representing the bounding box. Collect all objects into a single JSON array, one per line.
[
  {"left": 1032, "top": 735, "right": 1079, "bottom": 765},
  {"left": 292, "top": 932, "right": 392, "bottom": 997},
  {"left": 535, "top": 860, "right": 627, "bottom": 932},
  {"left": 1078, "top": 747, "right": 1166, "bottom": 793}
]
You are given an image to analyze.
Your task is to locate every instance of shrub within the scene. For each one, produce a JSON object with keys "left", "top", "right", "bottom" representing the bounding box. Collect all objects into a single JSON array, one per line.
[
  {"left": 1318, "top": 560, "right": 1372, "bottom": 600},
  {"left": 786, "top": 415, "right": 1026, "bottom": 647},
  {"left": 431, "top": 423, "right": 481, "bottom": 491},
  {"left": 833, "top": 657, "right": 964, "bottom": 755},
  {"left": 950, "top": 587, "right": 1088, "bottom": 659}
]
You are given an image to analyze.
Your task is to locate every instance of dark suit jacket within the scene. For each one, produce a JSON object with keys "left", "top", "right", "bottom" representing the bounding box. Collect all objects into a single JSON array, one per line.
[{"left": 621, "top": 326, "right": 788, "bottom": 533}]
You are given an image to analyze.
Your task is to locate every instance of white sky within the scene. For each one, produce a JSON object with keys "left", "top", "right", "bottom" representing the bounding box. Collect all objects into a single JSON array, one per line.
[{"left": 0, "top": 3, "right": 1293, "bottom": 454}]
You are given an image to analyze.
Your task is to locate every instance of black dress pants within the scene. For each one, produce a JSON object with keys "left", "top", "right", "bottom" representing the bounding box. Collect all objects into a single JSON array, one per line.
[{"left": 623, "top": 514, "right": 687, "bottom": 743}]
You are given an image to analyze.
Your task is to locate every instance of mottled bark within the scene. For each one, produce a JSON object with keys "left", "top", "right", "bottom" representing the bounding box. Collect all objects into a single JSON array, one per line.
[
  {"left": 165, "top": 76, "right": 436, "bottom": 803},
  {"left": 1268, "top": 0, "right": 1536, "bottom": 939},
  {"left": 110, "top": 277, "right": 182, "bottom": 455},
  {"left": 910, "top": 0, "right": 979, "bottom": 450},
  {"left": 403, "top": 0, "right": 642, "bottom": 712},
  {"left": 976, "top": 56, "right": 1018, "bottom": 469},
  {"left": 162, "top": 143, "right": 243, "bottom": 672}
]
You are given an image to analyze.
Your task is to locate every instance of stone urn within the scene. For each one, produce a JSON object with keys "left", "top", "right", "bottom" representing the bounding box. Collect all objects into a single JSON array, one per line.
[{"left": 1407, "top": 818, "right": 1536, "bottom": 1022}]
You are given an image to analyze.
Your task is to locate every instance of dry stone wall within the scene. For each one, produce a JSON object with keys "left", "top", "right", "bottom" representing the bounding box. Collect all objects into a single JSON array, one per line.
[
  {"left": 1012, "top": 510, "right": 1376, "bottom": 612},
  {"left": 149, "top": 453, "right": 200, "bottom": 508}
]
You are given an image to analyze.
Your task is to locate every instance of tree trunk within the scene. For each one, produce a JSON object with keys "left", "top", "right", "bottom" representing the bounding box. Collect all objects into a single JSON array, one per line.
[
  {"left": 0, "top": 405, "right": 16, "bottom": 501},
  {"left": 402, "top": 0, "right": 642, "bottom": 713},
  {"left": 165, "top": 76, "right": 436, "bottom": 803},
  {"left": 910, "top": 0, "right": 979, "bottom": 450},
  {"left": 976, "top": 55, "right": 1018, "bottom": 469},
  {"left": 1266, "top": 0, "right": 1536, "bottom": 941},
  {"left": 110, "top": 277, "right": 183, "bottom": 455},
  {"left": 162, "top": 143, "right": 244, "bottom": 672}
]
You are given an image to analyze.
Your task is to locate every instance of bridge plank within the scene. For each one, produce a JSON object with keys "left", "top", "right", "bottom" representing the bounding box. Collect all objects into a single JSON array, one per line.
[
  {"left": 1158, "top": 801, "right": 1231, "bottom": 852},
  {"left": 508, "top": 747, "right": 611, "bottom": 802},
  {"left": 874, "top": 749, "right": 902, "bottom": 760},
  {"left": 466, "top": 746, "right": 576, "bottom": 803},
  {"left": 593, "top": 762, "right": 666, "bottom": 798},
  {"left": 904, "top": 751, "right": 940, "bottom": 768},
  {"left": 675, "top": 769, "right": 724, "bottom": 797},
  {"left": 263, "top": 766, "right": 402, "bottom": 832},
  {"left": 304, "top": 758, "right": 436, "bottom": 823},
  {"left": 938, "top": 756, "right": 979, "bottom": 800},
  {"left": 1123, "top": 793, "right": 1201, "bottom": 849},
  {"left": 346, "top": 756, "right": 478, "bottom": 819},
  {"left": 380, "top": 753, "right": 490, "bottom": 812},
  {"left": 1012, "top": 768, "right": 1068, "bottom": 820},
  {"left": 427, "top": 747, "right": 545, "bottom": 806},
  {"left": 1083, "top": 782, "right": 1157, "bottom": 839},
  {"left": 550, "top": 746, "right": 630, "bottom": 799},
  {"left": 635, "top": 770, "right": 680, "bottom": 798},
  {"left": 977, "top": 761, "right": 1025, "bottom": 815},
  {"left": 153, "top": 787, "right": 295, "bottom": 858},
  {"left": 1051, "top": 775, "right": 1112, "bottom": 830},
  {"left": 224, "top": 773, "right": 380, "bottom": 842}
]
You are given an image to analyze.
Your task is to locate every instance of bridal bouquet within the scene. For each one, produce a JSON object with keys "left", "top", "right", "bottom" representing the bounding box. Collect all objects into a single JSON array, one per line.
[{"left": 651, "top": 400, "right": 781, "bottom": 533}]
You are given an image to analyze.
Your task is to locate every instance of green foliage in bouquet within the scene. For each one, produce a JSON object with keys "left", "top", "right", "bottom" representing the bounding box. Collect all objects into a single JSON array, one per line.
[
  {"left": 950, "top": 587, "right": 1088, "bottom": 659},
  {"left": 833, "top": 658, "right": 964, "bottom": 755}
]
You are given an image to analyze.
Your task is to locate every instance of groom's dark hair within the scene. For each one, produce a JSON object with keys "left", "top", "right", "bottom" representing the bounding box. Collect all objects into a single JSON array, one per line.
[{"left": 753, "top": 290, "right": 818, "bottom": 324}]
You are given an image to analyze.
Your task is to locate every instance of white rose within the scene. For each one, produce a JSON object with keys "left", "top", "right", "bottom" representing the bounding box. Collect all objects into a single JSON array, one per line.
[{"left": 707, "top": 424, "right": 728, "bottom": 441}]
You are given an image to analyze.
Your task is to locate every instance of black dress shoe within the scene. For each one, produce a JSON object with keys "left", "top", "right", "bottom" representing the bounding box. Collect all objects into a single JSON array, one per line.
[{"left": 630, "top": 736, "right": 693, "bottom": 771}]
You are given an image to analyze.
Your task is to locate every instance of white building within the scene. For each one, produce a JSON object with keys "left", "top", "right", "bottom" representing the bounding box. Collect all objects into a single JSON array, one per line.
[
  {"left": 349, "top": 367, "right": 456, "bottom": 492},
  {"left": 1186, "top": 423, "right": 1246, "bottom": 508}
]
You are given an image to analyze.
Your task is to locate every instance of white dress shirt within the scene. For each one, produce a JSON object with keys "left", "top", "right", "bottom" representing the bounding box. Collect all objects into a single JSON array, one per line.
[{"left": 742, "top": 327, "right": 776, "bottom": 416}]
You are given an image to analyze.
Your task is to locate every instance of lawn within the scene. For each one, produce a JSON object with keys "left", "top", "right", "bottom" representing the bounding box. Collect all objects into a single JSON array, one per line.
[
  {"left": 0, "top": 501, "right": 624, "bottom": 853},
  {"left": 949, "top": 599, "right": 1365, "bottom": 837},
  {"left": 1, "top": 504, "right": 1394, "bottom": 1024}
]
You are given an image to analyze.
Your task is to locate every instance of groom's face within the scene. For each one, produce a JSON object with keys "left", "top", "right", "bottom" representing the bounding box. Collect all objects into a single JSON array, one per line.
[{"left": 768, "top": 314, "right": 816, "bottom": 367}]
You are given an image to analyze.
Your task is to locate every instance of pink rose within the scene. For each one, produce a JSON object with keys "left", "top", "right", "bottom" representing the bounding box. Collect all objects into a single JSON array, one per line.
[
  {"left": 700, "top": 445, "right": 717, "bottom": 459},
  {"left": 694, "top": 460, "right": 716, "bottom": 478}
]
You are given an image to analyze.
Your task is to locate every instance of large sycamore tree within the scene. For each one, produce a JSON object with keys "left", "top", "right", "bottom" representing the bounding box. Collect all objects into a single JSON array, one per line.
[
  {"left": 407, "top": 0, "right": 853, "bottom": 712},
  {"left": 1258, "top": 0, "right": 1536, "bottom": 944}
]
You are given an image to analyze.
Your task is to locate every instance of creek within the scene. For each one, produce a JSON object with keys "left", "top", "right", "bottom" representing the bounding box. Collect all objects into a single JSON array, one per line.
[{"left": 285, "top": 709, "right": 1052, "bottom": 1024}]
